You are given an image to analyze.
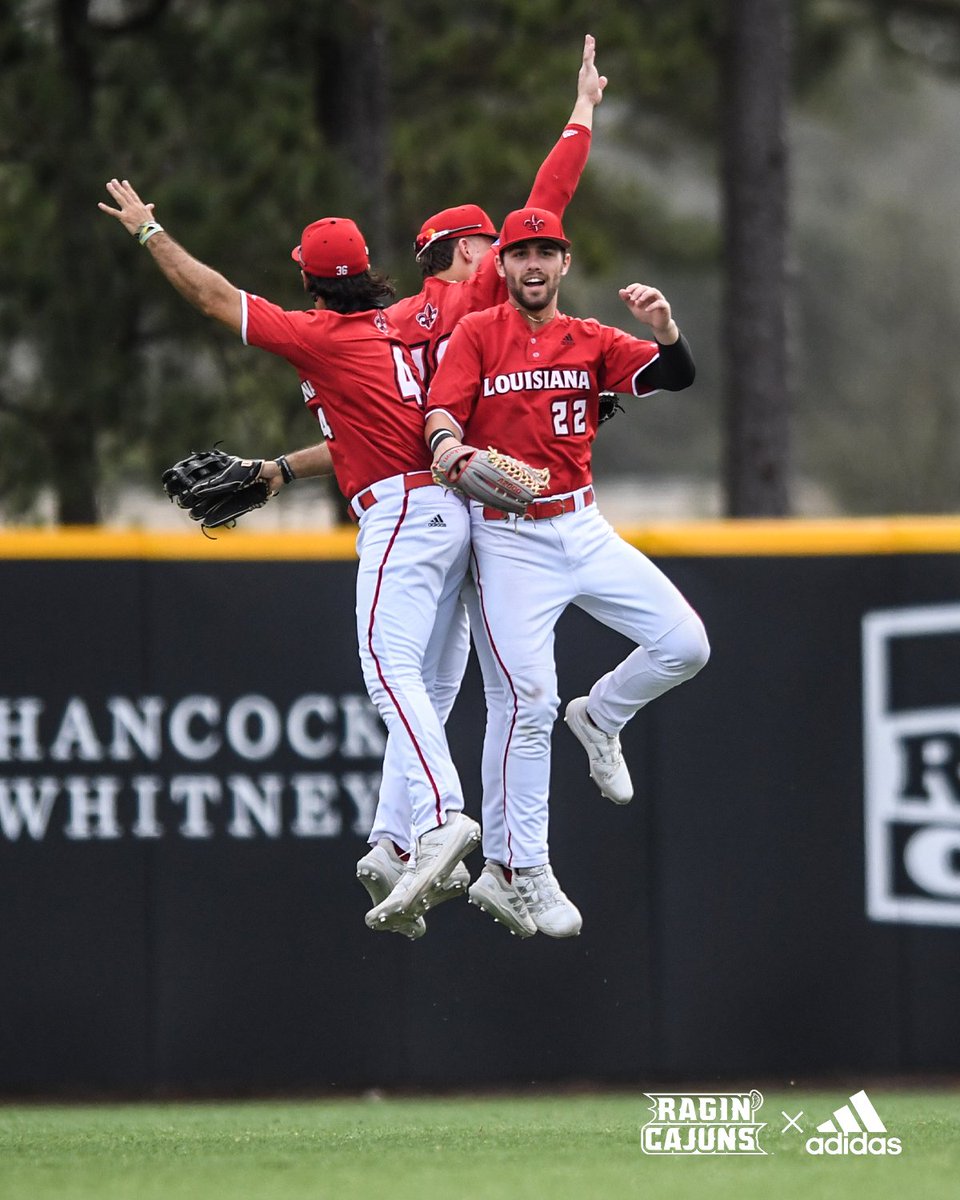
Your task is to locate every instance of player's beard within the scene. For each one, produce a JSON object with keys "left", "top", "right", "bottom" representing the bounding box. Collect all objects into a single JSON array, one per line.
[{"left": 506, "top": 273, "right": 559, "bottom": 315}]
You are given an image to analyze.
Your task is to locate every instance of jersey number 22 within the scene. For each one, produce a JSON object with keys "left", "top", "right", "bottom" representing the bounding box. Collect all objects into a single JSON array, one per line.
[{"left": 552, "top": 397, "right": 587, "bottom": 436}]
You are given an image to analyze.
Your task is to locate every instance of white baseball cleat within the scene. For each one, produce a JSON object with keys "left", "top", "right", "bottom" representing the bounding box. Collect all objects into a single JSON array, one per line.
[
  {"left": 365, "top": 813, "right": 480, "bottom": 930},
  {"left": 356, "top": 839, "right": 407, "bottom": 903},
  {"left": 357, "top": 840, "right": 426, "bottom": 940},
  {"left": 514, "top": 864, "right": 582, "bottom": 938},
  {"left": 357, "top": 839, "right": 470, "bottom": 907},
  {"left": 564, "top": 696, "right": 634, "bottom": 804},
  {"left": 436, "top": 858, "right": 472, "bottom": 902},
  {"left": 468, "top": 862, "right": 537, "bottom": 938},
  {"left": 358, "top": 839, "right": 471, "bottom": 939}
]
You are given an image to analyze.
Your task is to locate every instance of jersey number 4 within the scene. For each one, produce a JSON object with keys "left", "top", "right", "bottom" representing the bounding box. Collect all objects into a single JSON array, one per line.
[
  {"left": 392, "top": 346, "right": 424, "bottom": 409},
  {"left": 552, "top": 397, "right": 587, "bottom": 436},
  {"left": 299, "top": 346, "right": 423, "bottom": 438},
  {"left": 302, "top": 379, "right": 335, "bottom": 438}
]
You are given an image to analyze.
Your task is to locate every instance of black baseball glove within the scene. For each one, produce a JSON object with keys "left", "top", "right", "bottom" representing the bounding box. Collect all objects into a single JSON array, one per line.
[
  {"left": 598, "top": 391, "right": 625, "bottom": 425},
  {"left": 161, "top": 448, "right": 270, "bottom": 530}
]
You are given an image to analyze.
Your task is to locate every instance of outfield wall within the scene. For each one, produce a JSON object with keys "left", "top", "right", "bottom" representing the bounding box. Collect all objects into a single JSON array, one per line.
[{"left": 1, "top": 521, "right": 959, "bottom": 1096}]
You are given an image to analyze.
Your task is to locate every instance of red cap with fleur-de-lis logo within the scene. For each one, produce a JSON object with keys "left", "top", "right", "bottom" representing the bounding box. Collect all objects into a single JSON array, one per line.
[{"left": 497, "top": 207, "right": 570, "bottom": 255}]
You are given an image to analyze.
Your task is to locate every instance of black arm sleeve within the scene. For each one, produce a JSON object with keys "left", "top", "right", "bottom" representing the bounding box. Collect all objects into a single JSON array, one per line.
[{"left": 637, "top": 332, "right": 695, "bottom": 392}]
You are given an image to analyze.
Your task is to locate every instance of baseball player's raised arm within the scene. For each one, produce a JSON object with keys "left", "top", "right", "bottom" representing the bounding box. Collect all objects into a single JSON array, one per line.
[
  {"left": 619, "top": 283, "right": 680, "bottom": 344},
  {"left": 633, "top": 335, "right": 695, "bottom": 392},
  {"left": 569, "top": 34, "right": 607, "bottom": 130},
  {"left": 597, "top": 286, "right": 696, "bottom": 395},
  {"left": 99, "top": 178, "right": 242, "bottom": 333},
  {"left": 601, "top": 319, "right": 696, "bottom": 397},
  {"left": 525, "top": 35, "right": 606, "bottom": 216}
]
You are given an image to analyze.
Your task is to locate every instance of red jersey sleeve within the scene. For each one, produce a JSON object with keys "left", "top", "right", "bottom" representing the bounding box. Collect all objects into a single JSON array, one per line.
[
  {"left": 443, "top": 123, "right": 592, "bottom": 325},
  {"left": 525, "top": 123, "right": 591, "bottom": 219},
  {"left": 424, "top": 318, "right": 484, "bottom": 436},
  {"left": 597, "top": 324, "right": 663, "bottom": 396},
  {"left": 241, "top": 292, "right": 328, "bottom": 369},
  {"left": 457, "top": 251, "right": 505, "bottom": 314}
]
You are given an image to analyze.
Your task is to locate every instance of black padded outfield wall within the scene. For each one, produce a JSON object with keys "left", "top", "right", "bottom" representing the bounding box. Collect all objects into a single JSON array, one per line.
[{"left": 1, "top": 543, "right": 960, "bottom": 1096}]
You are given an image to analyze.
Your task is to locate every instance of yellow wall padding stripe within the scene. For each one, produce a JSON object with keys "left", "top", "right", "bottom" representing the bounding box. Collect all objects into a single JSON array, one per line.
[
  {"left": 0, "top": 518, "right": 960, "bottom": 560},
  {"left": 618, "top": 517, "right": 960, "bottom": 556},
  {"left": 0, "top": 528, "right": 361, "bottom": 560}
]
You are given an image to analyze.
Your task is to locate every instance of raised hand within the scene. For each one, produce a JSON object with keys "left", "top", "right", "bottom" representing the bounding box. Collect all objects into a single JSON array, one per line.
[
  {"left": 577, "top": 34, "right": 607, "bottom": 108},
  {"left": 619, "top": 284, "right": 678, "bottom": 343},
  {"left": 98, "top": 179, "right": 156, "bottom": 237}
]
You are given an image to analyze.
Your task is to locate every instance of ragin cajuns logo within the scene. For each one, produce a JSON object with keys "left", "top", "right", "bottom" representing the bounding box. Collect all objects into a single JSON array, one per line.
[
  {"left": 373, "top": 311, "right": 389, "bottom": 333},
  {"left": 415, "top": 302, "right": 439, "bottom": 331},
  {"left": 523, "top": 214, "right": 545, "bottom": 234}
]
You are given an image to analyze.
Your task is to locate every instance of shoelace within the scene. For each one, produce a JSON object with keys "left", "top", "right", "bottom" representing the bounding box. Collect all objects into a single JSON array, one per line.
[
  {"left": 414, "top": 833, "right": 444, "bottom": 870},
  {"left": 588, "top": 726, "right": 623, "bottom": 769},
  {"left": 418, "top": 815, "right": 462, "bottom": 861},
  {"left": 372, "top": 862, "right": 423, "bottom": 928},
  {"left": 517, "top": 868, "right": 564, "bottom": 913},
  {"left": 394, "top": 861, "right": 420, "bottom": 897}
]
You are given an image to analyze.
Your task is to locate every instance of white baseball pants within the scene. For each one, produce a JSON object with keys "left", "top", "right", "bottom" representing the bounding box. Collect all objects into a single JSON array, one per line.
[
  {"left": 468, "top": 491, "right": 710, "bottom": 868},
  {"left": 367, "top": 595, "right": 471, "bottom": 852},
  {"left": 354, "top": 474, "right": 471, "bottom": 839}
]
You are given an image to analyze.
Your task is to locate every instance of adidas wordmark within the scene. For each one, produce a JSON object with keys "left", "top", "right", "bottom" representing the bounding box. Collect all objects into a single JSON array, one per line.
[{"left": 805, "top": 1090, "right": 902, "bottom": 1156}]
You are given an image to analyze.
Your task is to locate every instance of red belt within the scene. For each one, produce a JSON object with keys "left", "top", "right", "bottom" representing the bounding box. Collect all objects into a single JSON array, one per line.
[
  {"left": 482, "top": 487, "right": 594, "bottom": 522},
  {"left": 350, "top": 471, "right": 436, "bottom": 521}
]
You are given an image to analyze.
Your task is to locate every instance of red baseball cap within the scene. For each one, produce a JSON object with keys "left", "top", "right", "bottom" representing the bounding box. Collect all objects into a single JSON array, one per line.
[
  {"left": 414, "top": 203, "right": 497, "bottom": 260},
  {"left": 291, "top": 217, "right": 370, "bottom": 277},
  {"left": 497, "top": 207, "right": 570, "bottom": 254}
]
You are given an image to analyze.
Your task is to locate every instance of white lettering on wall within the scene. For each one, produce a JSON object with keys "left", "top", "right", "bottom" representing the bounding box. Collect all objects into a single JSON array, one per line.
[
  {"left": 290, "top": 773, "right": 342, "bottom": 837},
  {"left": 341, "top": 771, "right": 380, "bottom": 836},
  {"left": 0, "top": 699, "right": 44, "bottom": 762},
  {"left": 0, "top": 776, "right": 59, "bottom": 840},
  {"left": 108, "top": 697, "right": 165, "bottom": 761},
  {"left": 169, "top": 697, "right": 221, "bottom": 761},
  {"left": 226, "top": 696, "right": 282, "bottom": 761},
  {"left": 340, "top": 695, "right": 387, "bottom": 758},
  {"left": 131, "top": 775, "right": 164, "bottom": 838},
  {"left": 286, "top": 695, "right": 338, "bottom": 759},
  {"left": 0, "top": 691, "right": 387, "bottom": 844},
  {"left": 171, "top": 774, "right": 222, "bottom": 837},
  {"left": 63, "top": 775, "right": 122, "bottom": 839},
  {"left": 227, "top": 774, "right": 284, "bottom": 837},
  {"left": 51, "top": 699, "right": 103, "bottom": 762}
]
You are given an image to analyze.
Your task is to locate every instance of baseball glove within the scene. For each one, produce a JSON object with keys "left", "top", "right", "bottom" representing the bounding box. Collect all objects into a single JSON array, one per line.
[
  {"left": 161, "top": 448, "right": 270, "bottom": 530},
  {"left": 432, "top": 444, "right": 550, "bottom": 516},
  {"left": 598, "top": 391, "right": 625, "bottom": 425}
]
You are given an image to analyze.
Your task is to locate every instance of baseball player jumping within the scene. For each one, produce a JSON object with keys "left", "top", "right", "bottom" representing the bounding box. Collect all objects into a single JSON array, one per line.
[
  {"left": 423, "top": 206, "right": 709, "bottom": 937},
  {"left": 359, "top": 34, "right": 607, "bottom": 934},
  {"left": 246, "top": 36, "right": 608, "bottom": 936},
  {"left": 98, "top": 188, "right": 483, "bottom": 930}
]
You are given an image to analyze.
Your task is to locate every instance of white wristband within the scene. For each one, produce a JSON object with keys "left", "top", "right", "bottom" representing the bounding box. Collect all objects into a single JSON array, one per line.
[{"left": 136, "top": 221, "right": 164, "bottom": 246}]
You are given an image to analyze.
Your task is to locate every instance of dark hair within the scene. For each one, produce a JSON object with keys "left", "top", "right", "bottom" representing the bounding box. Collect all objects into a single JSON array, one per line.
[
  {"left": 305, "top": 269, "right": 396, "bottom": 313},
  {"left": 417, "top": 239, "right": 456, "bottom": 279}
]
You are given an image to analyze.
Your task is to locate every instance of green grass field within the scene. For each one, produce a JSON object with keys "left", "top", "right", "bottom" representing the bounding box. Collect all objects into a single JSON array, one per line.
[{"left": 1, "top": 1090, "right": 957, "bottom": 1200}]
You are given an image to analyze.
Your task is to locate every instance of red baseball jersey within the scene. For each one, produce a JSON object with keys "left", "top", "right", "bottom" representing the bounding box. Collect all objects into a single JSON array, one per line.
[
  {"left": 241, "top": 292, "right": 429, "bottom": 499},
  {"left": 388, "top": 123, "right": 591, "bottom": 388},
  {"left": 426, "top": 303, "right": 663, "bottom": 496}
]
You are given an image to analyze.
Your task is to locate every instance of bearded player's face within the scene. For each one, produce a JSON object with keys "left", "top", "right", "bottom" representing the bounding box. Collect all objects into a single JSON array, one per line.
[{"left": 498, "top": 240, "right": 570, "bottom": 312}]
